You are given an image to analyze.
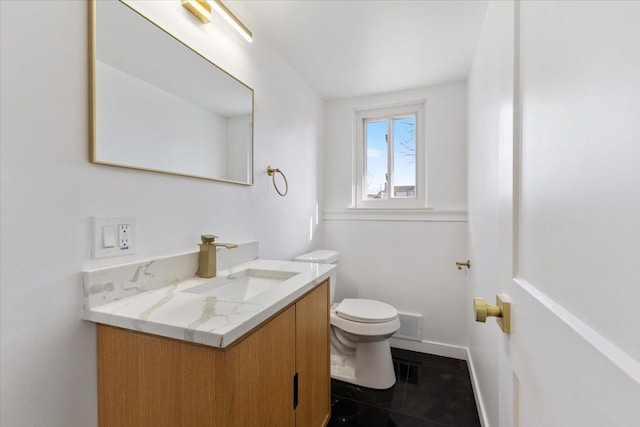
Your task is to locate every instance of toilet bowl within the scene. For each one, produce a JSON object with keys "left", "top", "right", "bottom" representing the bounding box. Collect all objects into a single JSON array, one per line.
[{"left": 294, "top": 250, "right": 401, "bottom": 389}]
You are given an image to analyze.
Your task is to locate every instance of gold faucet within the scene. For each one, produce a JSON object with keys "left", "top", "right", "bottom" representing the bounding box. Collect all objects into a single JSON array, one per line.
[{"left": 199, "top": 235, "right": 238, "bottom": 278}]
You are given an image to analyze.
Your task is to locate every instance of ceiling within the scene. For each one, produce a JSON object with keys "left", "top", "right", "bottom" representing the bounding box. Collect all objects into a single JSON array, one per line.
[{"left": 233, "top": 0, "right": 488, "bottom": 100}]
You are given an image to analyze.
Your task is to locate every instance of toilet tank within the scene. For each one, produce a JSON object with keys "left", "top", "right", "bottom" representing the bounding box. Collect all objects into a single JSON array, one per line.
[{"left": 294, "top": 250, "right": 339, "bottom": 304}]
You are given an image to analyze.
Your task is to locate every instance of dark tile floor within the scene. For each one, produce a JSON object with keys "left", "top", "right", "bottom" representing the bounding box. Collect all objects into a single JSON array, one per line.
[{"left": 328, "top": 348, "right": 481, "bottom": 427}]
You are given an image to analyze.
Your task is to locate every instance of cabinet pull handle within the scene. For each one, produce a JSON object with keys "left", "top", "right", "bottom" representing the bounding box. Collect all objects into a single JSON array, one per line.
[{"left": 293, "top": 372, "right": 299, "bottom": 409}]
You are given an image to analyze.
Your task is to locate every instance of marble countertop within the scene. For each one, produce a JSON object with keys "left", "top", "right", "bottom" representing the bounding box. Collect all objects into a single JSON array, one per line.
[{"left": 83, "top": 258, "right": 335, "bottom": 348}]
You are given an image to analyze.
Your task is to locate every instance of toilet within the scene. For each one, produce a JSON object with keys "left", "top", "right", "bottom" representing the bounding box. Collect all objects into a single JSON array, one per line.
[{"left": 294, "top": 250, "right": 401, "bottom": 389}]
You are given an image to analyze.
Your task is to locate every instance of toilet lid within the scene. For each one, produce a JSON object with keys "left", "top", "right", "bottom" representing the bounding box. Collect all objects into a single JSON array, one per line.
[{"left": 335, "top": 299, "right": 398, "bottom": 323}]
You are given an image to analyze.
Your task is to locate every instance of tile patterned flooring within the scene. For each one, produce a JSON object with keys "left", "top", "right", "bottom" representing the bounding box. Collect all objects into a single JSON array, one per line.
[{"left": 328, "top": 348, "right": 481, "bottom": 427}]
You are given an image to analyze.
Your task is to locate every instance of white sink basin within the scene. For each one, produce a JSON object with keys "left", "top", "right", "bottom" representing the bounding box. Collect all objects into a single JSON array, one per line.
[{"left": 182, "top": 268, "right": 299, "bottom": 302}]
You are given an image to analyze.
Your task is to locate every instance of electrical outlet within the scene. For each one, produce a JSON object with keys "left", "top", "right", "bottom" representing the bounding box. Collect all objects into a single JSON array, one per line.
[
  {"left": 118, "top": 224, "right": 130, "bottom": 249},
  {"left": 93, "top": 216, "right": 136, "bottom": 258}
]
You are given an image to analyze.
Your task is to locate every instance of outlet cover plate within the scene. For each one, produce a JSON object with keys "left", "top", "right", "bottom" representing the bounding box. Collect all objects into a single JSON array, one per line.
[{"left": 93, "top": 216, "right": 136, "bottom": 259}]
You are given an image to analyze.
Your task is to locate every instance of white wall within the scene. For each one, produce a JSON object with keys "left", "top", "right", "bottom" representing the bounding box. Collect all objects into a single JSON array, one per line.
[
  {"left": 323, "top": 83, "right": 469, "bottom": 353},
  {"left": 0, "top": 1, "right": 323, "bottom": 426}
]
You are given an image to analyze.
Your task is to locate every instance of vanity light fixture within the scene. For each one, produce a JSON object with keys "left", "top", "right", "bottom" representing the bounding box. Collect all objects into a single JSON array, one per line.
[
  {"left": 211, "top": 0, "right": 253, "bottom": 43},
  {"left": 182, "top": 0, "right": 253, "bottom": 43},
  {"left": 181, "top": 0, "right": 212, "bottom": 24}
]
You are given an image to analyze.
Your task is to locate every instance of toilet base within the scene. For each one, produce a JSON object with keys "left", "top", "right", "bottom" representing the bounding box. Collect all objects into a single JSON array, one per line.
[{"left": 330, "top": 339, "right": 396, "bottom": 389}]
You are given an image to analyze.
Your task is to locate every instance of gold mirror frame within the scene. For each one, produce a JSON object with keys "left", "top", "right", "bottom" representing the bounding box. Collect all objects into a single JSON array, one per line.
[{"left": 88, "top": 0, "right": 254, "bottom": 184}]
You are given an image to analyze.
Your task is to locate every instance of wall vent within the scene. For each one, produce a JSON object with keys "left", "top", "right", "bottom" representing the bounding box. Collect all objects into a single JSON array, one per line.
[{"left": 393, "top": 312, "right": 423, "bottom": 341}]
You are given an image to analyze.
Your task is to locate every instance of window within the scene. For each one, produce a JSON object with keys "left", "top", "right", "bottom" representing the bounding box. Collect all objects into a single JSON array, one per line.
[{"left": 354, "top": 102, "right": 425, "bottom": 208}]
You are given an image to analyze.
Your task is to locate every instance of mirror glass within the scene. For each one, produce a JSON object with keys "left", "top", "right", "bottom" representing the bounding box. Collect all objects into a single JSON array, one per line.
[{"left": 90, "top": 0, "right": 254, "bottom": 184}]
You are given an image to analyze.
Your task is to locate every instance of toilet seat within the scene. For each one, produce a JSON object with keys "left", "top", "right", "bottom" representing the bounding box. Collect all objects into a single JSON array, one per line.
[
  {"left": 331, "top": 298, "right": 400, "bottom": 337},
  {"left": 336, "top": 299, "right": 398, "bottom": 323},
  {"left": 331, "top": 311, "right": 401, "bottom": 336}
]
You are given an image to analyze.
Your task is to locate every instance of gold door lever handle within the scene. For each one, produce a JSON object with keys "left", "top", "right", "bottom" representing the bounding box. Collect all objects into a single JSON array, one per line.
[
  {"left": 473, "top": 297, "right": 501, "bottom": 322},
  {"left": 473, "top": 295, "right": 510, "bottom": 334}
]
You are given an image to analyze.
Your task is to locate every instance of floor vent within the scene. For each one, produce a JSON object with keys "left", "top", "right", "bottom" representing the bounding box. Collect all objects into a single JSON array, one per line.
[
  {"left": 394, "top": 358, "right": 424, "bottom": 385},
  {"left": 393, "top": 312, "right": 423, "bottom": 341}
]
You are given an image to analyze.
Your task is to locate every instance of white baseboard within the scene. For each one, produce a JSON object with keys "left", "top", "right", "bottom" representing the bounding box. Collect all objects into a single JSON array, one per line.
[
  {"left": 465, "top": 348, "right": 491, "bottom": 427},
  {"left": 389, "top": 337, "right": 468, "bottom": 360}
]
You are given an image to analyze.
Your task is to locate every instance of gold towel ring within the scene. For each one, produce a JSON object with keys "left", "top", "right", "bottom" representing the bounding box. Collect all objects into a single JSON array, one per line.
[{"left": 267, "top": 166, "right": 288, "bottom": 196}]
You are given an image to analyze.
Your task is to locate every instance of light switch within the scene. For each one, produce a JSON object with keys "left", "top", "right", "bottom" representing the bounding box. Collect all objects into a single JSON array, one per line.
[{"left": 102, "top": 225, "right": 115, "bottom": 248}]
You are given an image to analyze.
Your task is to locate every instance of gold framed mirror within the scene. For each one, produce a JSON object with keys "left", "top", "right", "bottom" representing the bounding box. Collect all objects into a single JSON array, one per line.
[{"left": 89, "top": 0, "right": 254, "bottom": 184}]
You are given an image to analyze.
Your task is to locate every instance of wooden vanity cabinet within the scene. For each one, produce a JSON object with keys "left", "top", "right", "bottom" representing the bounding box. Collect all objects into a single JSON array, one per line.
[{"left": 97, "top": 280, "right": 329, "bottom": 427}]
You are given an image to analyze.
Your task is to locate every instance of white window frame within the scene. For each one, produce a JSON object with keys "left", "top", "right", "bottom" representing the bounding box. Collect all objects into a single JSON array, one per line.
[{"left": 353, "top": 101, "right": 426, "bottom": 209}]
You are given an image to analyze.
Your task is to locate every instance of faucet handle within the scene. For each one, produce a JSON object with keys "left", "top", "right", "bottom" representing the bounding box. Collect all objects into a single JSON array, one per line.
[{"left": 201, "top": 234, "right": 219, "bottom": 244}]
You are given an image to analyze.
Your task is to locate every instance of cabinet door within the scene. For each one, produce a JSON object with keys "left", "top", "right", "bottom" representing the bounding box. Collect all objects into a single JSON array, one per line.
[
  {"left": 226, "top": 305, "right": 296, "bottom": 426},
  {"left": 98, "top": 325, "right": 227, "bottom": 427},
  {"left": 295, "top": 280, "right": 330, "bottom": 427}
]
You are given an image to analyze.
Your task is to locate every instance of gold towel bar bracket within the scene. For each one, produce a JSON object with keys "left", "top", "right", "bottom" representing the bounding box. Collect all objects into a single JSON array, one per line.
[{"left": 456, "top": 260, "right": 471, "bottom": 270}]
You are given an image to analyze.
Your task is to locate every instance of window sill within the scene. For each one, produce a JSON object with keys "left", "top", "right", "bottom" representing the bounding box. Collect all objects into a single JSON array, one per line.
[{"left": 323, "top": 209, "right": 467, "bottom": 222}]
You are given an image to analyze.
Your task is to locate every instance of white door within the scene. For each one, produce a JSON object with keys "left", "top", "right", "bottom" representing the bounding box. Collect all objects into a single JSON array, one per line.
[{"left": 468, "top": 1, "right": 640, "bottom": 426}]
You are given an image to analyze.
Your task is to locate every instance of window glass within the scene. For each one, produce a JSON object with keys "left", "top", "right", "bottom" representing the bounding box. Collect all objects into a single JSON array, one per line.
[
  {"left": 365, "top": 120, "right": 388, "bottom": 199},
  {"left": 392, "top": 117, "right": 416, "bottom": 198}
]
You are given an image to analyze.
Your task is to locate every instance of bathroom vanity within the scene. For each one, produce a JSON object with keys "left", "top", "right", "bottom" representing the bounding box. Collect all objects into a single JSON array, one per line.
[{"left": 83, "top": 243, "right": 334, "bottom": 427}]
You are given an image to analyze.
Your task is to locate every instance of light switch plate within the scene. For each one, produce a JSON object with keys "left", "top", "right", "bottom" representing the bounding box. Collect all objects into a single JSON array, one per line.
[
  {"left": 93, "top": 216, "right": 136, "bottom": 259},
  {"left": 102, "top": 225, "right": 116, "bottom": 248}
]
